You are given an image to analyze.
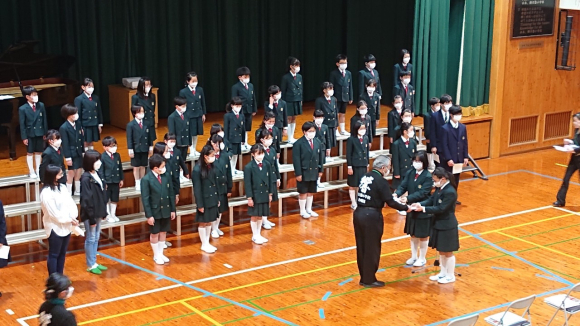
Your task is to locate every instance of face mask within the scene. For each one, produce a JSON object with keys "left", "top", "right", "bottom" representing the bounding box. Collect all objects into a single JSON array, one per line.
[
  {"left": 64, "top": 286, "right": 74, "bottom": 300},
  {"left": 327, "top": 89, "right": 334, "bottom": 97},
  {"left": 434, "top": 180, "right": 442, "bottom": 188},
  {"left": 367, "top": 87, "right": 375, "bottom": 93},
  {"left": 159, "top": 167, "right": 166, "bottom": 174},
  {"left": 402, "top": 78, "right": 411, "bottom": 85},
  {"left": 72, "top": 113, "right": 79, "bottom": 121},
  {"left": 242, "top": 78, "right": 250, "bottom": 84},
  {"left": 145, "top": 86, "right": 152, "bottom": 93},
  {"left": 108, "top": 146, "right": 117, "bottom": 154},
  {"left": 232, "top": 106, "right": 241, "bottom": 114},
  {"left": 444, "top": 103, "right": 452, "bottom": 110},
  {"left": 254, "top": 154, "right": 265, "bottom": 163},
  {"left": 358, "top": 129, "right": 367, "bottom": 136},
  {"left": 408, "top": 130, "right": 415, "bottom": 138},
  {"left": 53, "top": 139, "right": 62, "bottom": 148},
  {"left": 454, "top": 115, "right": 462, "bottom": 122},
  {"left": 207, "top": 156, "right": 216, "bottom": 163},
  {"left": 167, "top": 142, "right": 176, "bottom": 149},
  {"left": 433, "top": 105, "right": 441, "bottom": 112},
  {"left": 136, "top": 113, "right": 144, "bottom": 120},
  {"left": 178, "top": 106, "right": 186, "bottom": 114},
  {"left": 217, "top": 131, "right": 225, "bottom": 138},
  {"left": 164, "top": 152, "right": 171, "bottom": 159},
  {"left": 402, "top": 117, "right": 412, "bottom": 123},
  {"left": 368, "top": 62, "right": 376, "bottom": 69},
  {"left": 265, "top": 123, "right": 275, "bottom": 130},
  {"left": 31, "top": 95, "right": 39, "bottom": 103},
  {"left": 85, "top": 87, "right": 94, "bottom": 95},
  {"left": 359, "top": 109, "right": 368, "bottom": 116},
  {"left": 293, "top": 66, "right": 300, "bottom": 73},
  {"left": 315, "top": 118, "right": 324, "bottom": 125},
  {"left": 93, "top": 160, "right": 102, "bottom": 170},
  {"left": 263, "top": 139, "right": 273, "bottom": 147},
  {"left": 413, "top": 161, "right": 423, "bottom": 171},
  {"left": 190, "top": 82, "right": 198, "bottom": 88},
  {"left": 306, "top": 132, "right": 316, "bottom": 140},
  {"left": 219, "top": 142, "right": 225, "bottom": 150},
  {"left": 274, "top": 93, "right": 281, "bottom": 100},
  {"left": 403, "top": 57, "right": 410, "bottom": 64},
  {"left": 339, "top": 63, "right": 347, "bottom": 70},
  {"left": 394, "top": 103, "right": 403, "bottom": 110}
]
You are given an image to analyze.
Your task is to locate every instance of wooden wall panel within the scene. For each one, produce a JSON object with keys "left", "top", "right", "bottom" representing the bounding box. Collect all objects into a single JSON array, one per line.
[{"left": 466, "top": 120, "right": 491, "bottom": 159}]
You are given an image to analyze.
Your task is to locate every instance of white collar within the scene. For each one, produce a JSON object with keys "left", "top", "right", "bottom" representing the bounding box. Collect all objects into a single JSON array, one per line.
[
  {"left": 152, "top": 171, "right": 159, "bottom": 178},
  {"left": 188, "top": 85, "right": 196, "bottom": 91},
  {"left": 415, "top": 169, "right": 424, "bottom": 175},
  {"left": 325, "top": 96, "right": 331, "bottom": 101},
  {"left": 441, "top": 181, "right": 450, "bottom": 189},
  {"left": 84, "top": 92, "right": 91, "bottom": 98},
  {"left": 450, "top": 120, "right": 459, "bottom": 128},
  {"left": 290, "top": 71, "right": 296, "bottom": 77},
  {"left": 68, "top": 120, "right": 75, "bottom": 127},
  {"left": 51, "top": 144, "right": 60, "bottom": 151},
  {"left": 401, "top": 136, "right": 409, "bottom": 143},
  {"left": 135, "top": 118, "right": 142, "bottom": 124},
  {"left": 367, "top": 91, "right": 374, "bottom": 96},
  {"left": 28, "top": 101, "right": 36, "bottom": 107}
]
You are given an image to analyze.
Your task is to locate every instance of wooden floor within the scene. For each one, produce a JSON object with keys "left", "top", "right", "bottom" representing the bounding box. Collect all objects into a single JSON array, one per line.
[{"left": 2, "top": 106, "right": 580, "bottom": 325}]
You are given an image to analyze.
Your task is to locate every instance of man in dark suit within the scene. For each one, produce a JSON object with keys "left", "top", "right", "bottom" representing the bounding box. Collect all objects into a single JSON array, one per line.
[
  {"left": 392, "top": 71, "right": 415, "bottom": 115},
  {"left": 19, "top": 86, "right": 48, "bottom": 179},
  {"left": 440, "top": 106, "right": 468, "bottom": 204},
  {"left": 423, "top": 97, "right": 441, "bottom": 170},
  {"left": 330, "top": 54, "right": 354, "bottom": 136},
  {"left": 232, "top": 67, "right": 257, "bottom": 151}
]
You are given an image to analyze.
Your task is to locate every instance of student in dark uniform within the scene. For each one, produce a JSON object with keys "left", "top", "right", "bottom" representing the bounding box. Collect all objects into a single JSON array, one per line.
[
  {"left": 293, "top": 122, "right": 325, "bottom": 219},
  {"left": 424, "top": 97, "right": 441, "bottom": 170},
  {"left": 315, "top": 82, "right": 338, "bottom": 150},
  {"left": 232, "top": 67, "right": 257, "bottom": 151},
  {"left": 245, "top": 144, "right": 274, "bottom": 244},
  {"left": 412, "top": 167, "right": 459, "bottom": 284},
  {"left": 59, "top": 104, "right": 84, "bottom": 196},
  {"left": 554, "top": 113, "right": 580, "bottom": 207},
  {"left": 430, "top": 94, "right": 453, "bottom": 162},
  {"left": 440, "top": 105, "right": 468, "bottom": 205},
  {"left": 224, "top": 97, "right": 245, "bottom": 176},
  {"left": 350, "top": 100, "right": 373, "bottom": 146},
  {"left": 153, "top": 143, "right": 179, "bottom": 208},
  {"left": 391, "top": 122, "right": 418, "bottom": 195},
  {"left": 394, "top": 151, "right": 433, "bottom": 267},
  {"left": 207, "top": 134, "right": 232, "bottom": 238},
  {"left": 168, "top": 96, "right": 190, "bottom": 177},
  {"left": 38, "top": 273, "right": 77, "bottom": 326},
  {"left": 192, "top": 145, "right": 220, "bottom": 253},
  {"left": 387, "top": 95, "right": 404, "bottom": 144},
  {"left": 313, "top": 109, "right": 331, "bottom": 188},
  {"left": 127, "top": 105, "right": 152, "bottom": 192},
  {"left": 179, "top": 72, "right": 207, "bottom": 158},
  {"left": 347, "top": 121, "right": 370, "bottom": 210},
  {"left": 210, "top": 123, "right": 233, "bottom": 157},
  {"left": 0, "top": 200, "right": 9, "bottom": 276},
  {"left": 264, "top": 85, "right": 288, "bottom": 139},
  {"left": 132, "top": 77, "right": 157, "bottom": 143},
  {"left": 141, "top": 154, "right": 176, "bottom": 265},
  {"left": 393, "top": 109, "right": 415, "bottom": 140},
  {"left": 358, "top": 79, "right": 381, "bottom": 140},
  {"left": 257, "top": 129, "right": 280, "bottom": 230},
  {"left": 164, "top": 133, "right": 189, "bottom": 199},
  {"left": 392, "top": 71, "right": 415, "bottom": 115},
  {"left": 100, "top": 136, "right": 124, "bottom": 223},
  {"left": 74, "top": 78, "right": 103, "bottom": 151},
  {"left": 393, "top": 49, "right": 414, "bottom": 86},
  {"left": 19, "top": 86, "right": 47, "bottom": 179},
  {"left": 39, "top": 130, "right": 67, "bottom": 185},
  {"left": 281, "top": 57, "right": 303, "bottom": 143},
  {"left": 354, "top": 155, "right": 409, "bottom": 287},
  {"left": 330, "top": 54, "right": 354, "bottom": 136},
  {"left": 255, "top": 112, "right": 281, "bottom": 159},
  {"left": 358, "top": 54, "right": 382, "bottom": 101}
]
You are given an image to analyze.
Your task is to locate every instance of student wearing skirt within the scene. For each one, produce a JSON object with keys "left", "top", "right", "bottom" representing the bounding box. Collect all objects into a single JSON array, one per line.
[
  {"left": 315, "top": 82, "right": 338, "bottom": 150},
  {"left": 223, "top": 97, "right": 245, "bottom": 175},
  {"left": 244, "top": 144, "right": 274, "bottom": 244},
  {"left": 255, "top": 112, "right": 282, "bottom": 159},
  {"left": 281, "top": 56, "right": 303, "bottom": 143},
  {"left": 210, "top": 123, "right": 233, "bottom": 156},
  {"left": 411, "top": 167, "right": 459, "bottom": 284},
  {"left": 192, "top": 145, "right": 220, "bottom": 253},
  {"left": 347, "top": 121, "right": 370, "bottom": 210},
  {"left": 132, "top": 77, "right": 157, "bottom": 142},
  {"left": 207, "top": 134, "right": 232, "bottom": 238},
  {"left": 394, "top": 151, "right": 433, "bottom": 267},
  {"left": 256, "top": 129, "right": 280, "bottom": 230},
  {"left": 74, "top": 78, "right": 103, "bottom": 151},
  {"left": 350, "top": 100, "right": 373, "bottom": 146}
]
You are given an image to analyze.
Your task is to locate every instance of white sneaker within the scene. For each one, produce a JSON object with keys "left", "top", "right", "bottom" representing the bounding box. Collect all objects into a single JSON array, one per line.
[
  {"left": 217, "top": 229, "right": 224, "bottom": 236},
  {"left": 265, "top": 220, "right": 275, "bottom": 227},
  {"left": 74, "top": 191, "right": 81, "bottom": 196},
  {"left": 301, "top": 213, "right": 311, "bottom": 219},
  {"left": 262, "top": 222, "right": 272, "bottom": 230},
  {"left": 162, "top": 242, "right": 168, "bottom": 249},
  {"left": 106, "top": 216, "right": 116, "bottom": 223},
  {"left": 29, "top": 173, "right": 38, "bottom": 179},
  {"left": 165, "top": 241, "right": 172, "bottom": 247},
  {"left": 429, "top": 273, "right": 446, "bottom": 281},
  {"left": 398, "top": 211, "right": 407, "bottom": 216},
  {"left": 252, "top": 237, "right": 265, "bottom": 245},
  {"left": 234, "top": 170, "right": 243, "bottom": 175},
  {"left": 113, "top": 215, "right": 120, "bottom": 222},
  {"left": 201, "top": 245, "right": 216, "bottom": 253},
  {"left": 406, "top": 257, "right": 417, "bottom": 265},
  {"left": 308, "top": 211, "right": 319, "bottom": 217},
  {"left": 340, "top": 131, "right": 350, "bottom": 136},
  {"left": 258, "top": 235, "right": 269, "bottom": 243},
  {"left": 207, "top": 243, "right": 217, "bottom": 251},
  {"left": 336, "top": 131, "right": 341, "bottom": 137},
  {"left": 318, "top": 182, "right": 325, "bottom": 188},
  {"left": 135, "top": 183, "right": 141, "bottom": 192},
  {"left": 211, "top": 230, "right": 220, "bottom": 238},
  {"left": 160, "top": 254, "right": 170, "bottom": 263},
  {"left": 288, "top": 139, "right": 296, "bottom": 144},
  {"left": 153, "top": 257, "right": 165, "bottom": 265},
  {"left": 438, "top": 275, "right": 456, "bottom": 284},
  {"left": 413, "top": 259, "right": 426, "bottom": 267},
  {"left": 193, "top": 151, "right": 201, "bottom": 158}
]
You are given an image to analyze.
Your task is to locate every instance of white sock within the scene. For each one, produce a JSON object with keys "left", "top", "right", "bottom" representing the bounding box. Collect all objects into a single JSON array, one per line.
[
  {"left": 67, "top": 183, "right": 73, "bottom": 193},
  {"left": 317, "top": 177, "right": 321, "bottom": 184},
  {"left": 410, "top": 238, "right": 419, "bottom": 259},
  {"left": 205, "top": 225, "right": 212, "bottom": 244},
  {"left": 110, "top": 202, "right": 117, "bottom": 217},
  {"left": 198, "top": 227, "right": 206, "bottom": 246},
  {"left": 150, "top": 242, "right": 158, "bottom": 260},
  {"left": 88, "top": 145, "right": 94, "bottom": 150},
  {"left": 84, "top": 147, "right": 89, "bottom": 152},
  {"left": 289, "top": 123, "right": 295, "bottom": 140},
  {"left": 216, "top": 215, "right": 222, "bottom": 230},
  {"left": 245, "top": 132, "right": 248, "bottom": 144},
  {"left": 26, "top": 155, "right": 34, "bottom": 174},
  {"left": 250, "top": 221, "right": 258, "bottom": 239},
  {"left": 262, "top": 216, "right": 269, "bottom": 224},
  {"left": 211, "top": 220, "right": 218, "bottom": 232},
  {"left": 446, "top": 255, "right": 456, "bottom": 277},
  {"left": 34, "top": 154, "right": 41, "bottom": 174},
  {"left": 340, "top": 123, "right": 346, "bottom": 133},
  {"left": 439, "top": 256, "right": 448, "bottom": 277},
  {"left": 419, "top": 240, "right": 428, "bottom": 261},
  {"left": 135, "top": 178, "right": 141, "bottom": 186},
  {"left": 349, "top": 189, "right": 357, "bottom": 206},
  {"left": 157, "top": 242, "right": 166, "bottom": 258},
  {"left": 306, "top": 196, "right": 313, "bottom": 212},
  {"left": 231, "top": 155, "right": 238, "bottom": 170},
  {"left": 74, "top": 180, "right": 81, "bottom": 193},
  {"left": 256, "top": 220, "right": 263, "bottom": 237},
  {"left": 299, "top": 199, "right": 306, "bottom": 215}
]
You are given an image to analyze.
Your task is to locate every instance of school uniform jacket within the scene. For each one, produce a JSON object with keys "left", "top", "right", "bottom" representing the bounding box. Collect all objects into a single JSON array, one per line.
[
  {"left": 99, "top": 151, "right": 124, "bottom": 184},
  {"left": 39, "top": 146, "right": 67, "bottom": 184},
  {"left": 19, "top": 102, "right": 47, "bottom": 139},
  {"left": 391, "top": 137, "right": 417, "bottom": 178},
  {"left": 387, "top": 109, "right": 402, "bottom": 139},
  {"left": 141, "top": 171, "right": 176, "bottom": 219},
  {"left": 441, "top": 122, "right": 469, "bottom": 164},
  {"left": 126, "top": 119, "right": 152, "bottom": 153},
  {"left": 264, "top": 100, "right": 288, "bottom": 129},
  {"left": 59, "top": 121, "right": 84, "bottom": 160},
  {"left": 315, "top": 96, "right": 338, "bottom": 128},
  {"left": 292, "top": 137, "right": 324, "bottom": 181},
  {"left": 223, "top": 112, "right": 244, "bottom": 144},
  {"left": 231, "top": 82, "right": 257, "bottom": 115},
  {"left": 214, "top": 151, "right": 233, "bottom": 195},
  {"left": 131, "top": 93, "right": 157, "bottom": 127},
  {"left": 314, "top": 123, "right": 331, "bottom": 151},
  {"left": 329, "top": 69, "right": 353, "bottom": 103},
  {"left": 74, "top": 93, "right": 103, "bottom": 128},
  {"left": 167, "top": 147, "right": 185, "bottom": 195},
  {"left": 346, "top": 135, "right": 370, "bottom": 168},
  {"left": 192, "top": 163, "right": 220, "bottom": 209},
  {"left": 255, "top": 126, "right": 281, "bottom": 154},
  {"left": 359, "top": 92, "right": 381, "bottom": 121},
  {"left": 167, "top": 111, "right": 191, "bottom": 146},
  {"left": 423, "top": 109, "right": 433, "bottom": 150},
  {"left": 419, "top": 184, "right": 458, "bottom": 230},
  {"left": 429, "top": 110, "right": 448, "bottom": 149},
  {"left": 179, "top": 86, "right": 207, "bottom": 119},
  {"left": 264, "top": 147, "right": 281, "bottom": 181},
  {"left": 393, "top": 63, "right": 414, "bottom": 85},
  {"left": 395, "top": 169, "right": 433, "bottom": 204},
  {"left": 358, "top": 68, "right": 382, "bottom": 97},
  {"left": 244, "top": 160, "right": 274, "bottom": 204},
  {"left": 80, "top": 172, "right": 108, "bottom": 224},
  {"left": 281, "top": 72, "right": 303, "bottom": 102},
  {"left": 350, "top": 115, "right": 372, "bottom": 139},
  {"left": 0, "top": 200, "right": 9, "bottom": 268},
  {"left": 392, "top": 82, "right": 415, "bottom": 113}
]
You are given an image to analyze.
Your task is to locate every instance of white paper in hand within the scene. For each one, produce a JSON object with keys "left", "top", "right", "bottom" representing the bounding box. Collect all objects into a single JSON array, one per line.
[
  {"left": 0, "top": 245, "right": 10, "bottom": 259},
  {"left": 72, "top": 225, "right": 85, "bottom": 237},
  {"left": 433, "top": 154, "right": 440, "bottom": 163},
  {"left": 452, "top": 163, "right": 463, "bottom": 174}
]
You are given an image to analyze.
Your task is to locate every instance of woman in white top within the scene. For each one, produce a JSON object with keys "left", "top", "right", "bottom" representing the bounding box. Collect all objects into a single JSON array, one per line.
[
  {"left": 80, "top": 150, "right": 109, "bottom": 275},
  {"left": 40, "top": 164, "right": 79, "bottom": 276}
]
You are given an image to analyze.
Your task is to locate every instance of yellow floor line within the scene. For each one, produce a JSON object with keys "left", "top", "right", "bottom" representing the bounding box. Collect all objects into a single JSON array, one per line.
[
  {"left": 180, "top": 301, "right": 223, "bottom": 325},
  {"left": 497, "top": 231, "right": 580, "bottom": 262}
]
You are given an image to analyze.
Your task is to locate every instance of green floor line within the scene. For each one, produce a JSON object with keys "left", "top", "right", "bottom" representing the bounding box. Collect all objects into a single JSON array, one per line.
[{"left": 247, "top": 300, "right": 271, "bottom": 314}]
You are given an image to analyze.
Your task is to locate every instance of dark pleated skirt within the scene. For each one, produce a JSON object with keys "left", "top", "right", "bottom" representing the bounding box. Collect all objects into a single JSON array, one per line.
[
  {"left": 287, "top": 101, "right": 303, "bottom": 116},
  {"left": 230, "top": 142, "right": 242, "bottom": 155},
  {"left": 404, "top": 212, "right": 432, "bottom": 238},
  {"left": 248, "top": 202, "right": 270, "bottom": 217},
  {"left": 428, "top": 227, "right": 460, "bottom": 252},
  {"left": 347, "top": 166, "right": 368, "bottom": 187},
  {"left": 327, "top": 126, "right": 337, "bottom": 148},
  {"left": 195, "top": 205, "right": 219, "bottom": 223},
  {"left": 84, "top": 126, "right": 100, "bottom": 142}
]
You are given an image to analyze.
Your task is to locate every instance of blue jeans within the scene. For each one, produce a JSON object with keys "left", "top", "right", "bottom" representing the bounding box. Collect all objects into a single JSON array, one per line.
[
  {"left": 84, "top": 219, "right": 101, "bottom": 268},
  {"left": 47, "top": 230, "right": 71, "bottom": 275}
]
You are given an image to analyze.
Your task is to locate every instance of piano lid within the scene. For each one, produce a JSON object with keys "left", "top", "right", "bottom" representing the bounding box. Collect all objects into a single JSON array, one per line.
[{"left": 0, "top": 40, "right": 75, "bottom": 83}]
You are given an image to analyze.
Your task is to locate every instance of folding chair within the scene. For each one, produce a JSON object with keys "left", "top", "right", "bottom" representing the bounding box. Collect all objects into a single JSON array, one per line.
[
  {"left": 447, "top": 314, "right": 479, "bottom": 326},
  {"left": 545, "top": 282, "right": 580, "bottom": 326},
  {"left": 485, "top": 295, "right": 536, "bottom": 326}
]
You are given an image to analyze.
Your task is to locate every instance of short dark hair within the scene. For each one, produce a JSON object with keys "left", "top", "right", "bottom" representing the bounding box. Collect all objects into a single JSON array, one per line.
[
  {"left": 351, "top": 120, "right": 364, "bottom": 135},
  {"left": 429, "top": 97, "right": 440, "bottom": 106},
  {"left": 257, "top": 129, "right": 273, "bottom": 143},
  {"left": 83, "top": 150, "right": 101, "bottom": 171},
  {"left": 137, "top": 77, "right": 152, "bottom": 98},
  {"left": 440, "top": 94, "right": 453, "bottom": 103},
  {"left": 41, "top": 164, "right": 63, "bottom": 190},
  {"left": 357, "top": 100, "right": 368, "bottom": 109},
  {"left": 287, "top": 56, "right": 300, "bottom": 66},
  {"left": 449, "top": 105, "right": 462, "bottom": 115},
  {"left": 164, "top": 133, "right": 176, "bottom": 141},
  {"left": 363, "top": 54, "right": 376, "bottom": 63},
  {"left": 302, "top": 121, "right": 315, "bottom": 132},
  {"left": 153, "top": 142, "right": 167, "bottom": 156},
  {"left": 131, "top": 105, "right": 143, "bottom": 117},
  {"left": 226, "top": 97, "right": 243, "bottom": 112},
  {"left": 23, "top": 86, "right": 38, "bottom": 97},
  {"left": 268, "top": 85, "right": 281, "bottom": 95},
  {"left": 45, "top": 129, "right": 61, "bottom": 143},
  {"left": 433, "top": 167, "right": 456, "bottom": 188},
  {"left": 413, "top": 150, "right": 429, "bottom": 170},
  {"left": 393, "top": 95, "right": 403, "bottom": 102},
  {"left": 44, "top": 273, "right": 72, "bottom": 300},
  {"left": 174, "top": 96, "right": 186, "bottom": 107},
  {"left": 209, "top": 134, "right": 223, "bottom": 145},
  {"left": 60, "top": 104, "right": 77, "bottom": 118},
  {"left": 102, "top": 136, "right": 117, "bottom": 147},
  {"left": 400, "top": 122, "right": 413, "bottom": 136},
  {"left": 313, "top": 109, "right": 324, "bottom": 118},
  {"left": 321, "top": 82, "right": 333, "bottom": 92},
  {"left": 399, "top": 70, "right": 412, "bottom": 77},
  {"left": 186, "top": 71, "right": 197, "bottom": 83},
  {"left": 365, "top": 79, "right": 377, "bottom": 87},
  {"left": 82, "top": 78, "right": 94, "bottom": 87},
  {"left": 336, "top": 54, "right": 348, "bottom": 62},
  {"left": 400, "top": 49, "right": 410, "bottom": 61},
  {"left": 250, "top": 143, "right": 265, "bottom": 155},
  {"left": 149, "top": 154, "right": 165, "bottom": 170},
  {"left": 402, "top": 109, "right": 413, "bottom": 116},
  {"left": 210, "top": 124, "right": 224, "bottom": 136},
  {"left": 236, "top": 66, "right": 251, "bottom": 76},
  {"left": 263, "top": 111, "right": 276, "bottom": 121}
]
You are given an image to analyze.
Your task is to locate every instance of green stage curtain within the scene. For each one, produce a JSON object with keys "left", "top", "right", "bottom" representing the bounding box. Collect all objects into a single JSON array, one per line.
[{"left": 0, "top": 0, "right": 414, "bottom": 122}]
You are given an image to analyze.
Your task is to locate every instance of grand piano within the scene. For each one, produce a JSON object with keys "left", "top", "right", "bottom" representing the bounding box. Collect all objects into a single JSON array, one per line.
[{"left": 0, "top": 41, "right": 78, "bottom": 160}]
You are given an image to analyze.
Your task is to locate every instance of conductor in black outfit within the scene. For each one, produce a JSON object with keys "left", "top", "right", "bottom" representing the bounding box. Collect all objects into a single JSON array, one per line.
[{"left": 354, "top": 155, "right": 409, "bottom": 287}]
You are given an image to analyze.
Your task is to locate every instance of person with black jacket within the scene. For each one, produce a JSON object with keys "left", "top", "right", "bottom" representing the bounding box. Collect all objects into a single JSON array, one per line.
[{"left": 39, "top": 273, "right": 77, "bottom": 326}]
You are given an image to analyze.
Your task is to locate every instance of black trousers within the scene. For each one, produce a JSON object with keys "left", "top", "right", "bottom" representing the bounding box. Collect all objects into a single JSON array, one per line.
[
  {"left": 353, "top": 207, "right": 384, "bottom": 284},
  {"left": 557, "top": 156, "right": 580, "bottom": 204},
  {"left": 47, "top": 230, "right": 71, "bottom": 276}
]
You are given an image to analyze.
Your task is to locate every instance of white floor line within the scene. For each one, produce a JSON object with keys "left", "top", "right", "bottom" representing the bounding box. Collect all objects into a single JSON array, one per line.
[
  {"left": 554, "top": 206, "right": 580, "bottom": 216},
  {"left": 15, "top": 205, "right": 555, "bottom": 324}
]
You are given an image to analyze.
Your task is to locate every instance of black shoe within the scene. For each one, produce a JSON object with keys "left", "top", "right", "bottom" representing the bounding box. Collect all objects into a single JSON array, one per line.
[
  {"left": 362, "top": 281, "right": 385, "bottom": 288},
  {"left": 553, "top": 201, "right": 565, "bottom": 207},
  {"left": 359, "top": 282, "right": 363, "bottom": 286},
  {"left": 456, "top": 201, "right": 462, "bottom": 205}
]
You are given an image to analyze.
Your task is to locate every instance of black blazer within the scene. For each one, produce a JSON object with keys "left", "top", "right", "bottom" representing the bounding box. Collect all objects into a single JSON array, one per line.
[
  {"left": 167, "top": 111, "right": 191, "bottom": 146},
  {"left": 179, "top": 86, "right": 207, "bottom": 118},
  {"left": 126, "top": 119, "right": 152, "bottom": 152},
  {"left": 0, "top": 200, "right": 10, "bottom": 268},
  {"left": 395, "top": 169, "right": 433, "bottom": 204},
  {"left": 423, "top": 108, "right": 437, "bottom": 151},
  {"left": 74, "top": 93, "right": 103, "bottom": 128},
  {"left": 224, "top": 112, "right": 244, "bottom": 144},
  {"left": 420, "top": 184, "right": 458, "bottom": 230},
  {"left": 231, "top": 82, "right": 257, "bottom": 115},
  {"left": 39, "top": 146, "right": 67, "bottom": 184},
  {"left": 358, "top": 68, "right": 382, "bottom": 97},
  {"left": 192, "top": 163, "right": 220, "bottom": 209},
  {"left": 314, "top": 123, "right": 331, "bottom": 151},
  {"left": 244, "top": 160, "right": 274, "bottom": 204},
  {"left": 393, "top": 63, "right": 414, "bottom": 85},
  {"left": 80, "top": 172, "right": 108, "bottom": 225},
  {"left": 292, "top": 137, "right": 324, "bottom": 181},
  {"left": 429, "top": 110, "right": 448, "bottom": 149},
  {"left": 441, "top": 123, "right": 469, "bottom": 163},
  {"left": 59, "top": 121, "right": 84, "bottom": 160},
  {"left": 99, "top": 151, "right": 124, "bottom": 184},
  {"left": 264, "top": 100, "right": 288, "bottom": 129},
  {"left": 392, "top": 82, "right": 415, "bottom": 113},
  {"left": 132, "top": 93, "right": 157, "bottom": 127},
  {"left": 214, "top": 151, "right": 233, "bottom": 195},
  {"left": 387, "top": 109, "right": 402, "bottom": 139},
  {"left": 255, "top": 126, "right": 282, "bottom": 154},
  {"left": 329, "top": 69, "right": 354, "bottom": 103},
  {"left": 346, "top": 135, "right": 370, "bottom": 168},
  {"left": 350, "top": 114, "right": 372, "bottom": 141},
  {"left": 359, "top": 91, "right": 381, "bottom": 121},
  {"left": 315, "top": 96, "right": 338, "bottom": 128},
  {"left": 141, "top": 171, "right": 176, "bottom": 219},
  {"left": 264, "top": 147, "right": 281, "bottom": 180},
  {"left": 391, "top": 137, "right": 418, "bottom": 177},
  {"left": 19, "top": 102, "right": 47, "bottom": 139},
  {"left": 281, "top": 72, "right": 303, "bottom": 102}
]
